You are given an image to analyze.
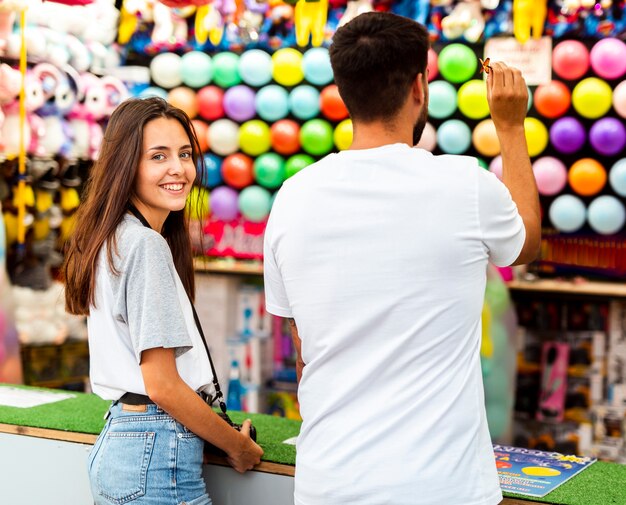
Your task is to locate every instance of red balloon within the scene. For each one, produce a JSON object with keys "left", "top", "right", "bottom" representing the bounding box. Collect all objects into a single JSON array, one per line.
[
  {"left": 271, "top": 120, "right": 301, "bottom": 155},
  {"left": 222, "top": 153, "right": 254, "bottom": 189},
  {"left": 197, "top": 86, "right": 224, "bottom": 121},
  {"left": 534, "top": 81, "right": 571, "bottom": 119},
  {"left": 191, "top": 119, "right": 209, "bottom": 152},
  {"left": 320, "top": 85, "right": 349, "bottom": 121}
]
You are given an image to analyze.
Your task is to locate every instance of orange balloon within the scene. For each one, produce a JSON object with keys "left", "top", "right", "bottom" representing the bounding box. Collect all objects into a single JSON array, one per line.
[
  {"left": 472, "top": 119, "right": 501, "bottom": 157},
  {"left": 320, "top": 85, "right": 349, "bottom": 121},
  {"left": 191, "top": 119, "right": 209, "bottom": 152},
  {"left": 534, "top": 81, "right": 571, "bottom": 119},
  {"left": 271, "top": 119, "right": 301, "bottom": 155},
  {"left": 222, "top": 153, "right": 254, "bottom": 189},
  {"left": 568, "top": 158, "right": 607, "bottom": 196},
  {"left": 168, "top": 87, "right": 199, "bottom": 119}
]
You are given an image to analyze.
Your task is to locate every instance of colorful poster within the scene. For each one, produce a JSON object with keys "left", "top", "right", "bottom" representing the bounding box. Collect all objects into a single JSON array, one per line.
[{"left": 493, "top": 445, "right": 596, "bottom": 497}]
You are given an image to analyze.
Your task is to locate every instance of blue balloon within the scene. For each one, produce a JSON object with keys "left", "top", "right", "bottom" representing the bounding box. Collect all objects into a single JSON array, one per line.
[
  {"left": 139, "top": 86, "right": 168, "bottom": 100},
  {"left": 256, "top": 85, "right": 290, "bottom": 122},
  {"left": 588, "top": 195, "right": 626, "bottom": 235},
  {"left": 238, "top": 49, "right": 273, "bottom": 87},
  {"left": 549, "top": 195, "right": 586, "bottom": 233},
  {"left": 436, "top": 120, "right": 471, "bottom": 154},
  {"left": 303, "top": 47, "right": 334, "bottom": 86},
  {"left": 289, "top": 85, "right": 320, "bottom": 120},
  {"left": 428, "top": 81, "right": 457, "bottom": 119},
  {"left": 609, "top": 158, "right": 626, "bottom": 197},
  {"left": 200, "top": 154, "right": 223, "bottom": 188}
]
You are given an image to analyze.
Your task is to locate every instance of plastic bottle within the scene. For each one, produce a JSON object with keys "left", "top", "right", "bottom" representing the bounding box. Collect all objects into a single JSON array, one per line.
[{"left": 226, "top": 359, "right": 243, "bottom": 411}]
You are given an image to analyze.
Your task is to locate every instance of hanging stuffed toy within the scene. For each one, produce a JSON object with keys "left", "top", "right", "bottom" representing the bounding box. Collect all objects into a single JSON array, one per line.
[{"left": 513, "top": 0, "right": 547, "bottom": 43}]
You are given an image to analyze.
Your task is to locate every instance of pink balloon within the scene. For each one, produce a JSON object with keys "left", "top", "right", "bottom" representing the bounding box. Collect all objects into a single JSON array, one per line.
[
  {"left": 613, "top": 80, "right": 626, "bottom": 119},
  {"left": 415, "top": 122, "right": 436, "bottom": 151},
  {"left": 533, "top": 156, "right": 568, "bottom": 196},
  {"left": 427, "top": 48, "right": 439, "bottom": 82},
  {"left": 590, "top": 38, "right": 626, "bottom": 80},
  {"left": 489, "top": 155, "right": 503, "bottom": 180},
  {"left": 552, "top": 40, "right": 589, "bottom": 81}
]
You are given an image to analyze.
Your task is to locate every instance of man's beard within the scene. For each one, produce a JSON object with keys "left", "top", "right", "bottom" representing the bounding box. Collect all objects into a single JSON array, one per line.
[{"left": 412, "top": 107, "right": 428, "bottom": 146}]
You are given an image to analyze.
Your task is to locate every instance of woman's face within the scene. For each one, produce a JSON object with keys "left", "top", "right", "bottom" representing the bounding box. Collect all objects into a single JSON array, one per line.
[{"left": 132, "top": 117, "right": 196, "bottom": 230}]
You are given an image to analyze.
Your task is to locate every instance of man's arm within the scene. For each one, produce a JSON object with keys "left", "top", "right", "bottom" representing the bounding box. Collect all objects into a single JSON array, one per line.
[{"left": 287, "top": 318, "right": 305, "bottom": 384}]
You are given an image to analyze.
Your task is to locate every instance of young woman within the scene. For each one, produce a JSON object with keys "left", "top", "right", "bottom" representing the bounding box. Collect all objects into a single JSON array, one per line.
[{"left": 64, "top": 97, "right": 263, "bottom": 505}]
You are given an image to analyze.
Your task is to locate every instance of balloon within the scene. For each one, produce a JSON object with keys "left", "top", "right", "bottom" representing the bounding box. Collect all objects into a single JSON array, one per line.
[
  {"left": 437, "top": 44, "right": 477, "bottom": 84},
  {"left": 272, "top": 48, "right": 304, "bottom": 86},
  {"left": 254, "top": 153, "right": 286, "bottom": 189},
  {"left": 609, "top": 158, "right": 626, "bottom": 197},
  {"left": 239, "top": 120, "right": 271, "bottom": 156},
  {"left": 191, "top": 119, "right": 209, "bottom": 152},
  {"left": 201, "top": 153, "right": 223, "bottom": 188},
  {"left": 549, "top": 195, "right": 586, "bottom": 233},
  {"left": 139, "top": 86, "right": 168, "bottom": 100},
  {"left": 222, "top": 153, "right": 254, "bottom": 189},
  {"left": 427, "top": 48, "right": 438, "bottom": 82},
  {"left": 255, "top": 85, "right": 289, "bottom": 122},
  {"left": 289, "top": 85, "right": 320, "bottom": 120},
  {"left": 285, "top": 154, "right": 315, "bottom": 178},
  {"left": 457, "top": 79, "right": 489, "bottom": 120},
  {"left": 239, "top": 185, "right": 272, "bottom": 222},
  {"left": 489, "top": 156, "right": 502, "bottom": 180},
  {"left": 167, "top": 87, "right": 198, "bottom": 118},
  {"left": 208, "top": 119, "right": 239, "bottom": 156},
  {"left": 476, "top": 157, "right": 488, "bottom": 170},
  {"left": 524, "top": 117, "right": 548, "bottom": 157},
  {"left": 238, "top": 49, "right": 273, "bottom": 87},
  {"left": 428, "top": 81, "right": 457, "bottom": 119},
  {"left": 185, "top": 186, "right": 210, "bottom": 221},
  {"left": 572, "top": 78, "right": 612, "bottom": 119},
  {"left": 415, "top": 122, "right": 436, "bottom": 151},
  {"left": 300, "top": 119, "right": 334, "bottom": 156},
  {"left": 271, "top": 119, "right": 300, "bottom": 155},
  {"left": 549, "top": 117, "right": 586, "bottom": 154},
  {"left": 334, "top": 119, "right": 353, "bottom": 151},
  {"left": 197, "top": 86, "right": 224, "bottom": 121},
  {"left": 223, "top": 85, "right": 256, "bottom": 122},
  {"left": 150, "top": 52, "right": 182, "bottom": 89},
  {"left": 613, "top": 80, "right": 626, "bottom": 119},
  {"left": 473, "top": 119, "right": 500, "bottom": 156},
  {"left": 589, "top": 118, "right": 626, "bottom": 157},
  {"left": 210, "top": 186, "right": 239, "bottom": 221},
  {"left": 212, "top": 52, "right": 241, "bottom": 88},
  {"left": 303, "top": 47, "right": 333, "bottom": 85},
  {"left": 320, "top": 84, "right": 348, "bottom": 121},
  {"left": 532, "top": 157, "right": 567, "bottom": 196},
  {"left": 589, "top": 38, "right": 626, "bottom": 80},
  {"left": 533, "top": 81, "right": 571, "bottom": 119},
  {"left": 588, "top": 196, "right": 626, "bottom": 235},
  {"left": 568, "top": 158, "right": 607, "bottom": 196},
  {"left": 180, "top": 51, "right": 212, "bottom": 88},
  {"left": 552, "top": 40, "right": 589, "bottom": 80},
  {"left": 437, "top": 119, "right": 471, "bottom": 154}
]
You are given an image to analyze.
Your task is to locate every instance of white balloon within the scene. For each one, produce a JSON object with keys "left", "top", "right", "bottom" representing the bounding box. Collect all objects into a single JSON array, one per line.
[
  {"left": 415, "top": 122, "right": 436, "bottom": 152},
  {"left": 208, "top": 119, "right": 240, "bottom": 156},
  {"left": 150, "top": 52, "right": 183, "bottom": 89}
]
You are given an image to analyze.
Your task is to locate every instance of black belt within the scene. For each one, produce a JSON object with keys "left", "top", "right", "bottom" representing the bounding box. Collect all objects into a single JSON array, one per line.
[{"left": 119, "top": 392, "right": 155, "bottom": 405}]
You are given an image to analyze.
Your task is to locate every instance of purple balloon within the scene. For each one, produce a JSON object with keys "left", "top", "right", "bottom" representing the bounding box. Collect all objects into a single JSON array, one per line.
[
  {"left": 589, "top": 117, "right": 626, "bottom": 156},
  {"left": 210, "top": 186, "right": 240, "bottom": 221},
  {"left": 223, "top": 85, "right": 256, "bottom": 122},
  {"left": 549, "top": 117, "right": 586, "bottom": 154}
]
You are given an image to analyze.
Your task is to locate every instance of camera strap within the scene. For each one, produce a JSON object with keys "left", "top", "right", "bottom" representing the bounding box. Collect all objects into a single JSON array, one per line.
[{"left": 127, "top": 203, "right": 228, "bottom": 415}]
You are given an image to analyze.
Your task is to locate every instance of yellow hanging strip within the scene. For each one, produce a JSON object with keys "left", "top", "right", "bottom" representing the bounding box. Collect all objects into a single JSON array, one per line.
[{"left": 16, "top": 9, "right": 27, "bottom": 248}]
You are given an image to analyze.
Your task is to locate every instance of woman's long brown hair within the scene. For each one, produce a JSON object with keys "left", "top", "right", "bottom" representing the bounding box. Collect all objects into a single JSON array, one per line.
[{"left": 63, "top": 97, "right": 205, "bottom": 315}]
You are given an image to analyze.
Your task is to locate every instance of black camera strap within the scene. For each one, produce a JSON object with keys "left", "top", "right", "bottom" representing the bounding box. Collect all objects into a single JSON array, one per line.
[{"left": 127, "top": 203, "right": 228, "bottom": 415}]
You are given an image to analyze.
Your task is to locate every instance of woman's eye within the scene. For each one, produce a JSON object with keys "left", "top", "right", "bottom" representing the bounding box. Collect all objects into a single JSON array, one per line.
[
  {"left": 152, "top": 154, "right": 165, "bottom": 161},
  {"left": 180, "top": 152, "right": 192, "bottom": 159}
]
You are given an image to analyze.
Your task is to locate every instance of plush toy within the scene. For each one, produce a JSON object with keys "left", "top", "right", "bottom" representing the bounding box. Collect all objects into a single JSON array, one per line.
[
  {"left": 513, "top": 0, "right": 547, "bottom": 43},
  {"left": 294, "top": 0, "right": 328, "bottom": 47},
  {"left": 338, "top": 0, "right": 373, "bottom": 27},
  {"left": 152, "top": 2, "right": 193, "bottom": 49},
  {"left": 0, "top": 63, "right": 21, "bottom": 152},
  {"left": 441, "top": 0, "right": 485, "bottom": 42}
]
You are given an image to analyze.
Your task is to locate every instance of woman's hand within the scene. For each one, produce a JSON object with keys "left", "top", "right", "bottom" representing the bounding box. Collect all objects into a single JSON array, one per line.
[{"left": 226, "top": 420, "right": 264, "bottom": 473}]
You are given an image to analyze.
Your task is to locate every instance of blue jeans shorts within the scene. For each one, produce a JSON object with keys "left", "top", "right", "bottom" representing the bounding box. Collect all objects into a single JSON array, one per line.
[{"left": 88, "top": 402, "right": 212, "bottom": 505}]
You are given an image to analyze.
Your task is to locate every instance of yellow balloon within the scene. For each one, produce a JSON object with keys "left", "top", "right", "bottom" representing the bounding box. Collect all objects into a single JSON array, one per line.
[
  {"left": 272, "top": 48, "right": 304, "bottom": 87},
  {"left": 524, "top": 117, "right": 549, "bottom": 157},
  {"left": 333, "top": 119, "right": 353, "bottom": 151},
  {"left": 3, "top": 212, "right": 17, "bottom": 245},
  {"left": 185, "top": 186, "right": 210, "bottom": 221},
  {"left": 457, "top": 80, "right": 489, "bottom": 120},
  {"left": 472, "top": 120, "right": 501, "bottom": 157},
  {"left": 572, "top": 77, "right": 613, "bottom": 119}
]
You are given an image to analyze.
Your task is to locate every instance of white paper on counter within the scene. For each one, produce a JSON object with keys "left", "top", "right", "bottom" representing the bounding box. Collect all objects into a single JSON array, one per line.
[{"left": 0, "top": 386, "right": 75, "bottom": 408}]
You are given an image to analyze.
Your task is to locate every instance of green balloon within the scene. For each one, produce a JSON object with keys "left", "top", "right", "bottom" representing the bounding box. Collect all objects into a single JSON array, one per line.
[
  {"left": 212, "top": 52, "right": 241, "bottom": 88},
  {"left": 438, "top": 44, "right": 477, "bottom": 84},
  {"left": 254, "top": 153, "right": 286, "bottom": 189},
  {"left": 239, "top": 185, "right": 271, "bottom": 222},
  {"left": 285, "top": 154, "right": 315, "bottom": 178},
  {"left": 181, "top": 51, "right": 213, "bottom": 88},
  {"left": 477, "top": 157, "right": 488, "bottom": 170},
  {"left": 300, "top": 119, "right": 334, "bottom": 156},
  {"left": 428, "top": 80, "right": 457, "bottom": 119}
]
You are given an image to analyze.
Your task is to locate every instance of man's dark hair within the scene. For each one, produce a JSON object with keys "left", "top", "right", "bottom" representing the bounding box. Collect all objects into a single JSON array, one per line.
[{"left": 329, "top": 12, "right": 429, "bottom": 123}]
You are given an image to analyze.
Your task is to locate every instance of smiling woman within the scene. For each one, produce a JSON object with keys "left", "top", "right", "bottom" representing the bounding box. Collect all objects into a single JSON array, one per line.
[{"left": 62, "top": 97, "right": 263, "bottom": 505}]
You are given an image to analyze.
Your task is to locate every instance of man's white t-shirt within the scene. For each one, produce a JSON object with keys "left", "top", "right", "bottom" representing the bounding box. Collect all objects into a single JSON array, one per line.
[{"left": 264, "top": 144, "right": 525, "bottom": 505}]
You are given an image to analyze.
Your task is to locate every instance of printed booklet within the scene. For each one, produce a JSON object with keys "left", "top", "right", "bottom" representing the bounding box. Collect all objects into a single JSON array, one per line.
[{"left": 493, "top": 444, "right": 597, "bottom": 497}]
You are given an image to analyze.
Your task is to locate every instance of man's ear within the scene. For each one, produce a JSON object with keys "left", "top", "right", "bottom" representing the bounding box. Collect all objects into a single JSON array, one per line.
[{"left": 412, "top": 72, "right": 426, "bottom": 106}]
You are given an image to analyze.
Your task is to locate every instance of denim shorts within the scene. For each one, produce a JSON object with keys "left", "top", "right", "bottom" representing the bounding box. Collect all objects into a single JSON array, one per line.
[{"left": 88, "top": 402, "right": 212, "bottom": 505}]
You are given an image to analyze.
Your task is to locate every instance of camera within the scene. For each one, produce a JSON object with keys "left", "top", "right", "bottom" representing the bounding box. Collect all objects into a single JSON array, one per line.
[{"left": 204, "top": 412, "right": 257, "bottom": 456}]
